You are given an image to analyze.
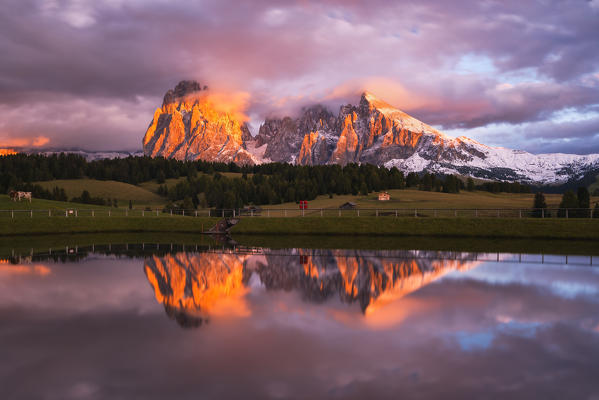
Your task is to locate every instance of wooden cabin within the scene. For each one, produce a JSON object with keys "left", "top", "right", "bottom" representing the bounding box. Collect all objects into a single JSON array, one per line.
[{"left": 378, "top": 192, "right": 390, "bottom": 201}]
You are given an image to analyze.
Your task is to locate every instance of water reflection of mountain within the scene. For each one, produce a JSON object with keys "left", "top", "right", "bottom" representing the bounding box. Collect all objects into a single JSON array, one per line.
[{"left": 144, "top": 250, "right": 480, "bottom": 328}]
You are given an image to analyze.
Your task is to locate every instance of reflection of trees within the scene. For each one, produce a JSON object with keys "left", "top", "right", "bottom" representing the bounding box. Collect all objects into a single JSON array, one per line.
[{"left": 144, "top": 250, "right": 479, "bottom": 328}]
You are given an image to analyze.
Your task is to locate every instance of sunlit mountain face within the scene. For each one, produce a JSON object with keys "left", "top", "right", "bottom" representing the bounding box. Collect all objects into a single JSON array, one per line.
[{"left": 144, "top": 249, "right": 481, "bottom": 327}]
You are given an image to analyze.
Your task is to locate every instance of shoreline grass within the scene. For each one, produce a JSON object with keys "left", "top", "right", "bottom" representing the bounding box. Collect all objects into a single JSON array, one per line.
[
  {"left": 230, "top": 217, "right": 599, "bottom": 241},
  {"left": 0, "top": 216, "right": 218, "bottom": 236},
  {"left": 1, "top": 215, "right": 598, "bottom": 242}
]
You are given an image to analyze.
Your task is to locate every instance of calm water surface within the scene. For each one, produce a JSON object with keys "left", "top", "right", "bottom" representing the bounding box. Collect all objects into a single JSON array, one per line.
[{"left": 1, "top": 246, "right": 598, "bottom": 399}]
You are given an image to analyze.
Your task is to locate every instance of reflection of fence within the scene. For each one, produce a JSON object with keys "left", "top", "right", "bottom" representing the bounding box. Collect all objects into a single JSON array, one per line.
[
  {"left": 3, "top": 243, "right": 597, "bottom": 267},
  {"left": 1, "top": 208, "right": 598, "bottom": 219}
]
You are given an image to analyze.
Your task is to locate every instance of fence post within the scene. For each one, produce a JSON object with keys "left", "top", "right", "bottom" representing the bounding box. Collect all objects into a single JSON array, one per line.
[
  {"left": 11, "top": 210, "right": 14, "bottom": 218},
  {"left": 268, "top": 209, "right": 270, "bottom": 217},
  {"left": 475, "top": 209, "right": 478, "bottom": 217},
  {"left": 170, "top": 210, "right": 172, "bottom": 216},
  {"left": 414, "top": 209, "right": 417, "bottom": 217},
  {"left": 195, "top": 211, "right": 198, "bottom": 217},
  {"left": 222, "top": 210, "right": 224, "bottom": 218},
  {"left": 320, "top": 209, "right": 323, "bottom": 217},
  {"left": 339, "top": 209, "right": 341, "bottom": 217},
  {"left": 496, "top": 209, "right": 499, "bottom": 218},
  {"left": 75, "top": 210, "right": 78, "bottom": 217},
  {"left": 285, "top": 209, "right": 287, "bottom": 217},
  {"left": 30, "top": 210, "right": 33, "bottom": 218},
  {"left": 157, "top": 209, "right": 159, "bottom": 217},
  {"left": 109, "top": 210, "right": 111, "bottom": 217},
  {"left": 566, "top": 209, "right": 568, "bottom": 219},
  {"left": 48, "top": 209, "right": 51, "bottom": 217},
  {"left": 519, "top": 209, "right": 521, "bottom": 218},
  {"left": 142, "top": 210, "right": 144, "bottom": 217},
  {"left": 454, "top": 209, "right": 457, "bottom": 217},
  {"left": 357, "top": 209, "right": 360, "bottom": 217},
  {"left": 395, "top": 210, "right": 398, "bottom": 218},
  {"left": 434, "top": 209, "right": 437, "bottom": 217},
  {"left": 92, "top": 210, "right": 95, "bottom": 217},
  {"left": 183, "top": 210, "right": 185, "bottom": 216},
  {"left": 125, "top": 209, "right": 128, "bottom": 217},
  {"left": 542, "top": 209, "right": 544, "bottom": 218}
]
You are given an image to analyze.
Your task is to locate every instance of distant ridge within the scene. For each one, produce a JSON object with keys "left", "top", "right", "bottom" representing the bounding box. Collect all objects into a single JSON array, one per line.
[{"left": 142, "top": 80, "right": 599, "bottom": 184}]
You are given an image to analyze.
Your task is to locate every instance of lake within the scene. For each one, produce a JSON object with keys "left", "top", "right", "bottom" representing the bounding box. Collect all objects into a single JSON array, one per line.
[{"left": 1, "top": 241, "right": 598, "bottom": 399}]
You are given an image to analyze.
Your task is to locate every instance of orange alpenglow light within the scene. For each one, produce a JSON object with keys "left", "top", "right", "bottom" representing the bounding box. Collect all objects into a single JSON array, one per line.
[
  {"left": 144, "top": 253, "right": 250, "bottom": 326},
  {"left": 0, "top": 148, "right": 17, "bottom": 156},
  {"left": 0, "top": 264, "right": 52, "bottom": 276}
]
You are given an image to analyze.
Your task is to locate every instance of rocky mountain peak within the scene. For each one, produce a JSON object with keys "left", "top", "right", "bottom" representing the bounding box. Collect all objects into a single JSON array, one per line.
[
  {"left": 162, "top": 80, "right": 207, "bottom": 107},
  {"left": 143, "top": 81, "right": 258, "bottom": 164},
  {"left": 142, "top": 82, "right": 599, "bottom": 183}
]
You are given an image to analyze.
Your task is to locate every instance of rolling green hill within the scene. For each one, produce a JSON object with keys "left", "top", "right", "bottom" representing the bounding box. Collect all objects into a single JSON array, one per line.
[{"left": 35, "top": 179, "right": 164, "bottom": 206}]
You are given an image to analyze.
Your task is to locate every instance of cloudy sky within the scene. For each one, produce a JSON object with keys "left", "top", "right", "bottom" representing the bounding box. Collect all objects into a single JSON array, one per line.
[{"left": 1, "top": 0, "right": 598, "bottom": 153}]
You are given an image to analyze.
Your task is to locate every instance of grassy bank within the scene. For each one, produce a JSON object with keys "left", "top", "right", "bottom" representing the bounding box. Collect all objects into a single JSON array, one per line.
[
  {"left": 0, "top": 216, "right": 218, "bottom": 236},
  {"left": 231, "top": 217, "right": 599, "bottom": 240},
  {"left": 233, "top": 235, "right": 599, "bottom": 255},
  {"left": 0, "top": 232, "right": 222, "bottom": 258}
]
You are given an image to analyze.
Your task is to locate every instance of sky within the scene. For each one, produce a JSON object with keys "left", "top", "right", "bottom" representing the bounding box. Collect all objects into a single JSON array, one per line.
[{"left": 0, "top": 0, "right": 598, "bottom": 154}]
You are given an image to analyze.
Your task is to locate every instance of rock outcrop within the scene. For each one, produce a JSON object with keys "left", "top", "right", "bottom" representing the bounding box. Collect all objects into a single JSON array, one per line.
[
  {"left": 143, "top": 80, "right": 258, "bottom": 164},
  {"left": 144, "top": 82, "right": 599, "bottom": 183}
]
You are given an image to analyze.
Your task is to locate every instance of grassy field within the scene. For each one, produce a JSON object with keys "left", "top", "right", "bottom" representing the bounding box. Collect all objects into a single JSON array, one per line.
[
  {"left": 0, "top": 194, "right": 112, "bottom": 210},
  {"left": 0, "top": 216, "right": 218, "bottom": 236},
  {"left": 230, "top": 217, "right": 599, "bottom": 240},
  {"left": 36, "top": 179, "right": 164, "bottom": 206},
  {"left": 268, "top": 189, "right": 591, "bottom": 210}
]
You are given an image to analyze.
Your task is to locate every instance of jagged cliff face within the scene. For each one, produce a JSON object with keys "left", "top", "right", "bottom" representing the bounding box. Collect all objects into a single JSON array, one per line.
[
  {"left": 144, "top": 249, "right": 479, "bottom": 327},
  {"left": 143, "top": 81, "right": 257, "bottom": 164},
  {"left": 143, "top": 82, "right": 599, "bottom": 183},
  {"left": 254, "top": 92, "right": 484, "bottom": 167}
]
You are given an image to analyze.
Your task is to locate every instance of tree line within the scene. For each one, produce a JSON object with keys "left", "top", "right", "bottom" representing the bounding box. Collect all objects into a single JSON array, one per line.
[
  {"left": 533, "top": 187, "right": 599, "bottom": 218},
  {"left": 1, "top": 153, "right": 540, "bottom": 209}
]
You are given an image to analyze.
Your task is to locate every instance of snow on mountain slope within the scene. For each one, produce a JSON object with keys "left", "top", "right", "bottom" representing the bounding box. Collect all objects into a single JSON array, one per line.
[{"left": 141, "top": 82, "right": 599, "bottom": 184}]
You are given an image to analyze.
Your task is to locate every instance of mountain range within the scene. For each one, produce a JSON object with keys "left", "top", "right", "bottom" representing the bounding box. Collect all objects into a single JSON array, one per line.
[
  {"left": 143, "top": 80, "right": 599, "bottom": 184},
  {"left": 144, "top": 249, "right": 480, "bottom": 328}
]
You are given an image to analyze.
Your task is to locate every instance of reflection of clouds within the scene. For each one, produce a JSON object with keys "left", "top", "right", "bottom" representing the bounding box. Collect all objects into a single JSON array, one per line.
[
  {"left": 0, "top": 256, "right": 157, "bottom": 314},
  {"left": 447, "top": 261, "right": 599, "bottom": 300},
  {"left": 2, "top": 250, "right": 599, "bottom": 398}
]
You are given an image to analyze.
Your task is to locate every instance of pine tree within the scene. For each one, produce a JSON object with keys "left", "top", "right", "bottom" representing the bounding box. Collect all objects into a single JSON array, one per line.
[
  {"left": 532, "top": 192, "right": 547, "bottom": 218},
  {"left": 467, "top": 178, "right": 475, "bottom": 192},
  {"left": 558, "top": 191, "right": 578, "bottom": 217},
  {"left": 577, "top": 187, "right": 590, "bottom": 217}
]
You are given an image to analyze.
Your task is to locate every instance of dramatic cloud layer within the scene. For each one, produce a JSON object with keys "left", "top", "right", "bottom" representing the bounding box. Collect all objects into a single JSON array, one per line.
[{"left": 0, "top": 0, "right": 598, "bottom": 153}]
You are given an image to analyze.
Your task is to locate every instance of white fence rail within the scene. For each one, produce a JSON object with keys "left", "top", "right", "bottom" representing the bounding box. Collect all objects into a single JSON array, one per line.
[{"left": 0, "top": 208, "right": 598, "bottom": 219}]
